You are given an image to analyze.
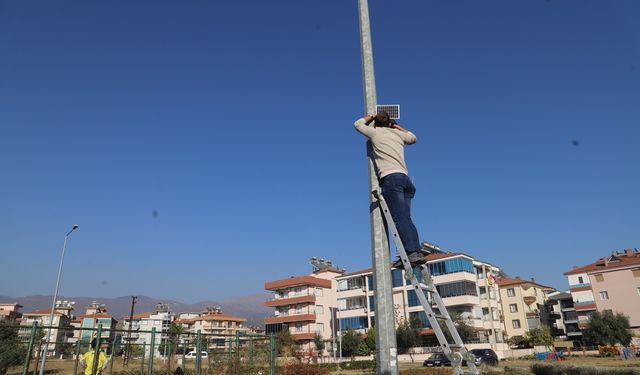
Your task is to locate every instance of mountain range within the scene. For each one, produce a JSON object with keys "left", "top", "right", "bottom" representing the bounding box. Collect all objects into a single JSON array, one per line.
[{"left": 0, "top": 294, "right": 272, "bottom": 328}]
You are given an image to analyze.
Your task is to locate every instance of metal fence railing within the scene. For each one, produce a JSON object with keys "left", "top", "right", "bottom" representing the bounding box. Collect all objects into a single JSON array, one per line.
[{"left": 6, "top": 321, "right": 277, "bottom": 375}]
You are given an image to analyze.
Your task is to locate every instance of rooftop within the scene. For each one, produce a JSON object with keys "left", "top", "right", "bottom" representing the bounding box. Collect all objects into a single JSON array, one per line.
[{"left": 564, "top": 249, "right": 640, "bottom": 275}]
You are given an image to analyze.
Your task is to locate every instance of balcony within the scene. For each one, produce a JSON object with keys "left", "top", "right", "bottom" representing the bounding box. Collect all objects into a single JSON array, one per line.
[
  {"left": 264, "top": 295, "right": 316, "bottom": 307},
  {"left": 264, "top": 314, "right": 316, "bottom": 325}
]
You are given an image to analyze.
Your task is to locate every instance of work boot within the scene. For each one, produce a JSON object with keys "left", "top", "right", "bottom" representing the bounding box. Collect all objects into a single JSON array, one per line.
[{"left": 393, "top": 251, "right": 427, "bottom": 268}]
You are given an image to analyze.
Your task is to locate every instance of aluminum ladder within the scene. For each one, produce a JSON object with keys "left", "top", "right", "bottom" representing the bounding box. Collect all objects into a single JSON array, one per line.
[{"left": 372, "top": 190, "right": 480, "bottom": 375}]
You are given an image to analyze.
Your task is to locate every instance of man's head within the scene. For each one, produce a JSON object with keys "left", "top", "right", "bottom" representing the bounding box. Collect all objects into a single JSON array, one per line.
[
  {"left": 373, "top": 111, "right": 390, "bottom": 127},
  {"left": 90, "top": 338, "right": 97, "bottom": 349}
]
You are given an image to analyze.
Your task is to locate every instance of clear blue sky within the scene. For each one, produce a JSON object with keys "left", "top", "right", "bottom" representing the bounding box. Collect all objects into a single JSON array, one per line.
[{"left": 1, "top": 0, "right": 638, "bottom": 303}]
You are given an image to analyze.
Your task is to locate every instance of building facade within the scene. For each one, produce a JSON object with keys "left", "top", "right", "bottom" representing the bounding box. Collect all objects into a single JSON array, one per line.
[
  {"left": 121, "top": 303, "right": 174, "bottom": 358},
  {"left": 335, "top": 252, "right": 506, "bottom": 347},
  {"left": 0, "top": 303, "right": 23, "bottom": 321},
  {"left": 264, "top": 265, "right": 342, "bottom": 356},
  {"left": 564, "top": 249, "right": 640, "bottom": 340},
  {"left": 496, "top": 277, "right": 555, "bottom": 340},
  {"left": 545, "top": 291, "right": 581, "bottom": 343}
]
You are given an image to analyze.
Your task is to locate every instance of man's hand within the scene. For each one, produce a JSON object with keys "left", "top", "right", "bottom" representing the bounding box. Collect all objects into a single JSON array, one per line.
[
  {"left": 364, "top": 114, "right": 375, "bottom": 125},
  {"left": 391, "top": 123, "right": 409, "bottom": 133}
]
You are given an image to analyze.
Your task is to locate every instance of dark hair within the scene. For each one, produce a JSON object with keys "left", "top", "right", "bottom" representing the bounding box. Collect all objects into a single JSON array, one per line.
[
  {"left": 90, "top": 338, "right": 97, "bottom": 349},
  {"left": 374, "top": 111, "right": 390, "bottom": 127}
]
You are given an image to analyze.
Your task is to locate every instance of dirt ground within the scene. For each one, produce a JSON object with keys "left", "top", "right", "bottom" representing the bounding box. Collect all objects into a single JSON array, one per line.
[{"left": 11, "top": 355, "right": 640, "bottom": 375}]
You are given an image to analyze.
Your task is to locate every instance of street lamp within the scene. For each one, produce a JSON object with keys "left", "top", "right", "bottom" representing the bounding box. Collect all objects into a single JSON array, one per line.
[{"left": 39, "top": 224, "right": 79, "bottom": 375}]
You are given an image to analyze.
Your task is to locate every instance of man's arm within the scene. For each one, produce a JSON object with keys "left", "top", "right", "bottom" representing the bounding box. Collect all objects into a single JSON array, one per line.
[
  {"left": 391, "top": 123, "right": 417, "bottom": 144},
  {"left": 353, "top": 115, "right": 376, "bottom": 138}
]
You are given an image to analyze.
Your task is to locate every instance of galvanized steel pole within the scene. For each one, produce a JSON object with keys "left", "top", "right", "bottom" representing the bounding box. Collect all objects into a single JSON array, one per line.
[{"left": 357, "top": 1, "right": 398, "bottom": 374}]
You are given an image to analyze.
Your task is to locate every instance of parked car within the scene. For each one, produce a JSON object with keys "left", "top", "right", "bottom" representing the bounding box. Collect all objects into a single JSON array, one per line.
[
  {"left": 185, "top": 351, "right": 208, "bottom": 359},
  {"left": 465, "top": 348, "right": 499, "bottom": 366},
  {"left": 423, "top": 352, "right": 451, "bottom": 367}
]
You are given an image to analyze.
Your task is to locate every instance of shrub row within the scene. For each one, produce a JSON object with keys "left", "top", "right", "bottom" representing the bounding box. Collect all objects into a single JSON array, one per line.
[{"left": 531, "top": 363, "right": 640, "bottom": 375}]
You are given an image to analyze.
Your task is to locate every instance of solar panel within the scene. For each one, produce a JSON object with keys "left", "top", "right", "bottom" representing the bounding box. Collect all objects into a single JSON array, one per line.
[{"left": 376, "top": 104, "right": 400, "bottom": 119}]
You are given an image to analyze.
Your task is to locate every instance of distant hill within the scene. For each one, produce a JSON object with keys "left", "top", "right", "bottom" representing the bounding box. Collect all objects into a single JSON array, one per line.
[{"left": 0, "top": 294, "right": 271, "bottom": 328}]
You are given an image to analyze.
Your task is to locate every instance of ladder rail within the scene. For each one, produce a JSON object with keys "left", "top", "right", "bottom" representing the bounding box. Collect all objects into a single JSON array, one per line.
[{"left": 373, "top": 189, "right": 480, "bottom": 375}]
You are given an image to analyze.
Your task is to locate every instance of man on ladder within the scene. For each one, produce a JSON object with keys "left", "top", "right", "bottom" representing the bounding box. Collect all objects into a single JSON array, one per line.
[
  {"left": 353, "top": 111, "right": 430, "bottom": 266},
  {"left": 353, "top": 112, "right": 481, "bottom": 375}
]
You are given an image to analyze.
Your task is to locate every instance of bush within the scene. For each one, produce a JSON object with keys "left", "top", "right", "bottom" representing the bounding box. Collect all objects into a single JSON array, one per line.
[
  {"left": 531, "top": 364, "right": 640, "bottom": 375},
  {"left": 399, "top": 368, "right": 453, "bottom": 375},
  {"left": 277, "top": 363, "right": 329, "bottom": 375}
]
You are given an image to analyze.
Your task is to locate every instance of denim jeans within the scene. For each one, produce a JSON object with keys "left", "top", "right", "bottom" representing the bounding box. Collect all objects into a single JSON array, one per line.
[{"left": 380, "top": 173, "right": 421, "bottom": 253}]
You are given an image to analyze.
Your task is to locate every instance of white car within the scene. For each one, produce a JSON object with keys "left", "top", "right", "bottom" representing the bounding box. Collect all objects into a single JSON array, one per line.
[{"left": 184, "top": 351, "right": 208, "bottom": 359}]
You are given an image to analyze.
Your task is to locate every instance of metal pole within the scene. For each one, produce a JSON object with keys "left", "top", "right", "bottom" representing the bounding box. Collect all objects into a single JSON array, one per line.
[
  {"left": 22, "top": 322, "right": 38, "bottom": 375},
  {"left": 125, "top": 296, "right": 137, "bottom": 367},
  {"left": 39, "top": 224, "right": 79, "bottom": 375},
  {"left": 109, "top": 336, "right": 116, "bottom": 375},
  {"left": 91, "top": 324, "right": 103, "bottom": 375},
  {"left": 72, "top": 341, "right": 81, "bottom": 375},
  {"left": 140, "top": 342, "right": 146, "bottom": 375},
  {"left": 357, "top": 1, "right": 398, "bottom": 374},
  {"left": 148, "top": 328, "right": 156, "bottom": 375},
  {"left": 269, "top": 334, "right": 276, "bottom": 375},
  {"left": 195, "top": 330, "right": 202, "bottom": 375}
]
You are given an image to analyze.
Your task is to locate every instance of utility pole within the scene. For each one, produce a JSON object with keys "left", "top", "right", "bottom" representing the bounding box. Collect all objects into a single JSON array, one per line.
[
  {"left": 357, "top": 1, "right": 398, "bottom": 374},
  {"left": 124, "top": 296, "right": 137, "bottom": 366}
]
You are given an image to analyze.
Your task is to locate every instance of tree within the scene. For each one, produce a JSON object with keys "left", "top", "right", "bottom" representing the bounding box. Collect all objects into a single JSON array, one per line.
[
  {"left": 396, "top": 319, "right": 419, "bottom": 363},
  {"left": 276, "top": 329, "right": 298, "bottom": 357},
  {"left": 525, "top": 326, "right": 554, "bottom": 350},
  {"left": 583, "top": 311, "right": 632, "bottom": 346},
  {"left": 313, "top": 333, "right": 325, "bottom": 360},
  {"left": 340, "top": 329, "right": 363, "bottom": 360},
  {"left": 0, "top": 320, "right": 27, "bottom": 375},
  {"left": 364, "top": 326, "right": 376, "bottom": 354}
]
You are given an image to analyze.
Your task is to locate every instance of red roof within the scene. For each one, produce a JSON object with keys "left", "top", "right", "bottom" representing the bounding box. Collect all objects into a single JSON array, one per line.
[
  {"left": 23, "top": 309, "right": 66, "bottom": 316},
  {"left": 496, "top": 276, "right": 554, "bottom": 290},
  {"left": 564, "top": 250, "right": 640, "bottom": 275}
]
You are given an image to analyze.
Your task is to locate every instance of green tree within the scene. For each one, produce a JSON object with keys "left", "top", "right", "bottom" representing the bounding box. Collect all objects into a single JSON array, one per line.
[
  {"left": 0, "top": 320, "right": 27, "bottom": 375},
  {"left": 507, "top": 335, "right": 531, "bottom": 348},
  {"left": 396, "top": 318, "right": 419, "bottom": 363},
  {"left": 525, "top": 326, "right": 554, "bottom": 350},
  {"left": 364, "top": 326, "right": 376, "bottom": 353},
  {"left": 340, "top": 329, "right": 363, "bottom": 360},
  {"left": 313, "top": 333, "right": 325, "bottom": 360},
  {"left": 583, "top": 311, "right": 632, "bottom": 346}
]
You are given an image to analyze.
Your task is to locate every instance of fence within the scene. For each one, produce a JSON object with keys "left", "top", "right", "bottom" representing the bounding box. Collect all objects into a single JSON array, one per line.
[{"left": 10, "top": 322, "right": 277, "bottom": 375}]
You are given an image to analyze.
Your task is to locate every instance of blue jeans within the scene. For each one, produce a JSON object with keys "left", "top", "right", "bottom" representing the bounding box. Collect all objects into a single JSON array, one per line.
[{"left": 380, "top": 173, "right": 421, "bottom": 253}]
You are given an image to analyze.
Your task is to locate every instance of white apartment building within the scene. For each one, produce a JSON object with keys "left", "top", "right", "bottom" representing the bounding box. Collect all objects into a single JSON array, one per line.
[
  {"left": 121, "top": 303, "right": 174, "bottom": 358},
  {"left": 335, "top": 252, "right": 506, "bottom": 347},
  {"left": 20, "top": 304, "right": 73, "bottom": 357},
  {"left": 176, "top": 308, "right": 250, "bottom": 352},
  {"left": 496, "top": 277, "right": 556, "bottom": 339}
]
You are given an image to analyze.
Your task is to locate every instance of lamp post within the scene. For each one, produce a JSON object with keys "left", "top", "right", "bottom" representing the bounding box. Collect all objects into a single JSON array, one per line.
[{"left": 39, "top": 224, "right": 79, "bottom": 375}]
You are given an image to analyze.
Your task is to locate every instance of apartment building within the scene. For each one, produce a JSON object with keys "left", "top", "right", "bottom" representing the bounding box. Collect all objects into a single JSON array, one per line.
[
  {"left": 564, "top": 249, "right": 640, "bottom": 338},
  {"left": 121, "top": 302, "right": 174, "bottom": 357},
  {"left": 0, "top": 303, "right": 23, "bottom": 320},
  {"left": 76, "top": 302, "right": 118, "bottom": 346},
  {"left": 335, "top": 252, "right": 506, "bottom": 347},
  {"left": 264, "top": 259, "right": 342, "bottom": 355},
  {"left": 177, "top": 307, "right": 249, "bottom": 351},
  {"left": 545, "top": 291, "right": 581, "bottom": 343},
  {"left": 20, "top": 304, "right": 73, "bottom": 357},
  {"left": 496, "top": 277, "right": 556, "bottom": 339}
]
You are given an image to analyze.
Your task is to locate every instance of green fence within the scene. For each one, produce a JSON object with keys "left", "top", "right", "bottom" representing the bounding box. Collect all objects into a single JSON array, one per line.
[{"left": 3, "top": 320, "right": 276, "bottom": 375}]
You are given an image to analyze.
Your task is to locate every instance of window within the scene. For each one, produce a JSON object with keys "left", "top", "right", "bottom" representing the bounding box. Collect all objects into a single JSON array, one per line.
[
  {"left": 409, "top": 311, "right": 431, "bottom": 328},
  {"left": 507, "top": 288, "right": 515, "bottom": 297},
  {"left": 368, "top": 296, "right": 375, "bottom": 311},
  {"left": 315, "top": 288, "right": 323, "bottom": 296},
  {"left": 509, "top": 304, "right": 518, "bottom": 313},
  {"left": 428, "top": 257, "right": 475, "bottom": 276},
  {"left": 339, "top": 317, "right": 368, "bottom": 331},
  {"left": 315, "top": 323, "right": 324, "bottom": 333},
  {"left": 391, "top": 269, "right": 404, "bottom": 288},
  {"left": 338, "top": 280, "right": 348, "bottom": 291},
  {"left": 599, "top": 291, "right": 609, "bottom": 300},
  {"left": 435, "top": 281, "right": 478, "bottom": 298},
  {"left": 315, "top": 305, "right": 323, "bottom": 315},
  {"left": 578, "top": 276, "right": 584, "bottom": 284},
  {"left": 367, "top": 275, "right": 374, "bottom": 291},
  {"left": 594, "top": 274, "right": 604, "bottom": 282},
  {"left": 296, "top": 305, "right": 303, "bottom": 314},
  {"left": 512, "top": 320, "right": 521, "bottom": 329},
  {"left": 295, "top": 323, "right": 303, "bottom": 332}
]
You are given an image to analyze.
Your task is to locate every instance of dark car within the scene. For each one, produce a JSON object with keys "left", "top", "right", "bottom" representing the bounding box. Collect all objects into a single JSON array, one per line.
[
  {"left": 423, "top": 352, "right": 451, "bottom": 367},
  {"left": 465, "top": 348, "right": 499, "bottom": 366}
]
